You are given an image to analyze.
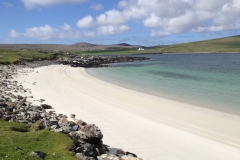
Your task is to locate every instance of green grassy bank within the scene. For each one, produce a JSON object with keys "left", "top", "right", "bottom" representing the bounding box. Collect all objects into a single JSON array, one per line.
[
  {"left": 0, "top": 49, "right": 59, "bottom": 64},
  {"left": 0, "top": 120, "right": 76, "bottom": 160}
]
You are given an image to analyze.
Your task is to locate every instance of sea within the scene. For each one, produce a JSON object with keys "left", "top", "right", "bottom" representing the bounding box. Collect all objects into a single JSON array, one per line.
[{"left": 87, "top": 53, "right": 240, "bottom": 115}]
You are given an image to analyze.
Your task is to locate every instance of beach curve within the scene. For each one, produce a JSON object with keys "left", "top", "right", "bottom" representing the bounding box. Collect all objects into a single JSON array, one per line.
[{"left": 16, "top": 65, "right": 240, "bottom": 160}]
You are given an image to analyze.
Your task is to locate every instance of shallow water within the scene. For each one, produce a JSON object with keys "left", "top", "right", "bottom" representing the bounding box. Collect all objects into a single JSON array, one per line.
[{"left": 87, "top": 53, "right": 240, "bottom": 115}]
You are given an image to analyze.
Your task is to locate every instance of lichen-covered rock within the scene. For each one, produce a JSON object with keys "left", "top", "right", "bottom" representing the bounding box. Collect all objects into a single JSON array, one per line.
[
  {"left": 79, "top": 124, "right": 103, "bottom": 142},
  {"left": 58, "top": 117, "right": 70, "bottom": 127}
]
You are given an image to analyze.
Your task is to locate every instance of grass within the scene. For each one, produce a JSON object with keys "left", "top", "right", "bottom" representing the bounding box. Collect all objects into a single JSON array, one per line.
[
  {"left": 72, "top": 48, "right": 142, "bottom": 55},
  {"left": 0, "top": 49, "right": 59, "bottom": 64},
  {"left": 72, "top": 36, "right": 240, "bottom": 55},
  {"left": 71, "top": 46, "right": 165, "bottom": 55},
  {"left": 0, "top": 120, "right": 77, "bottom": 160},
  {"left": 145, "top": 36, "right": 240, "bottom": 53}
]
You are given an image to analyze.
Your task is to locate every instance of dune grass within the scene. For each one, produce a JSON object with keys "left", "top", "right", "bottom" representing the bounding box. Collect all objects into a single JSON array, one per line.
[{"left": 0, "top": 120, "right": 76, "bottom": 160}]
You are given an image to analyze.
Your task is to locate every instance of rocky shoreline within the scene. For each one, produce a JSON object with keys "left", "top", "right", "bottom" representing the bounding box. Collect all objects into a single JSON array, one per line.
[
  {"left": 0, "top": 55, "right": 146, "bottom": 159},
  {"left": 10, "top": 55, "right": 150, "bottom": 68},
  {"left": 57, "top": 55, "right": 149, "bottom": 68}
]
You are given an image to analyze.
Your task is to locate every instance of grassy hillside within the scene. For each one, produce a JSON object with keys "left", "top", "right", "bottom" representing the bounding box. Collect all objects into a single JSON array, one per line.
[
  {"left": 72, "top": 36, "right": 240, "bottom": 55},
  {"left": 72, "top": 46, "right": 166, "bottom": 55},
  {"left": 152, "top": 35, "right": 240, "bottom": 53},
  {"left": 0, "top": 49, "right": 59, "bottom": 64},
  {"left": 0, "top": 43, "right": 142, "bottom": 51},
  {"left": 0, "top": 120, "right": 76, "bottom": 160}
]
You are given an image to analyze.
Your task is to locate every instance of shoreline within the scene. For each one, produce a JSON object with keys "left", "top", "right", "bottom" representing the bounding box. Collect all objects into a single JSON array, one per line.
[
  {"left": 84, "top": 67, "right": 240, "bottom": 143},
  {"left": 86, "top": 68, "right": 240, "bottom": 117},
  {"left": 13, "top": 64, "right": 240, "bottom": 160}
]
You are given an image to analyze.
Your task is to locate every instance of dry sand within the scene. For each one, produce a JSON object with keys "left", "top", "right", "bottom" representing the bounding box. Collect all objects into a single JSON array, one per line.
[{"left": 15, "top": 65, "right": 240, "bottom": 160}]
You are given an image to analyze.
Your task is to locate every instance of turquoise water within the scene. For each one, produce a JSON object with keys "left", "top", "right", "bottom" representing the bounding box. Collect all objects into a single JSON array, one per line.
[{"left": 87, "top": 54, "right": 240, "bottom": 115}]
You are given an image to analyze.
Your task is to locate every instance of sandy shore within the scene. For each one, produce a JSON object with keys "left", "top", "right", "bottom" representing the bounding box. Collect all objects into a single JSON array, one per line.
[{"left": 15, "top": 65, "right": 240, "bottom": 160}]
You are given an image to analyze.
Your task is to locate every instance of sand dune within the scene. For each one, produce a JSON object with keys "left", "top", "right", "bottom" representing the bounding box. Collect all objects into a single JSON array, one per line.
[{"left": 16, "top": 65, "right": 240, "bottom": 160}]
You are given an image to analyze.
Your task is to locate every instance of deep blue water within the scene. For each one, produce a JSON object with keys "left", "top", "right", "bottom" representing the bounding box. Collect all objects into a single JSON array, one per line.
[{"left": 87, "top": 53, "right": 240, "bottom": 115}]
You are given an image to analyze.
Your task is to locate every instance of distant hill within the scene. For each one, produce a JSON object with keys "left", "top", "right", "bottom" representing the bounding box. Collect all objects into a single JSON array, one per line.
[
  {"left": 0, "top": 44, "right": 65, "bottom": 50},
  {"left": 150, "top": 35, "right": 240, "bottom": 53},
  {"left": 71, "top": 42, "right": 97, "bottom": 47},
  {"left": 0, "top": 42, "right": 142, "bottom": 51},
  {"left": 0, "top": 35, "right": 240, "bottom": 53},
  {"left": 115, "top": 43, "right": 131, "bottom": 46}
]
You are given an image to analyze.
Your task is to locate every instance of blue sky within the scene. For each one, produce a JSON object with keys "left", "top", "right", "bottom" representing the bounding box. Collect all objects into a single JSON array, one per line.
[{"left": 1, "top": 0, "right": 240, "bottom": 46}]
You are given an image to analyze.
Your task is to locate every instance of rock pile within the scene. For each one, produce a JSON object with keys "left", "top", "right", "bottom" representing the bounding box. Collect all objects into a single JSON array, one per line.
[
  {"left": 10, "top": 54, "right": 150, "bottom": 69},
  {"left": 0, "top": 65, "right": 142, "bottom": 160},
  {"left": 0, "top": 65, "right": 45, "bottom": 124},
  {"left": 58, "top": 55, "right": 150, "bottom": 68}
]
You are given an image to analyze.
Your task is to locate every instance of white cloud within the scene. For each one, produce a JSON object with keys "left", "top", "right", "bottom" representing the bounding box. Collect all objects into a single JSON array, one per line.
[
  {"left": 143, "top": 14, "right": 163, "bottom": 28},
  {"left": 8, "top": 24, "right": 81, "bottom": 40},
  {"left": 76, "top": 9, "right": 128, "bottom": 28},
  {"left": 8, "top": 22, "right": 129, "bottom": 40},
  {"left": 3, "top": 2, "right": 13, "bottom": 8},
  {"left": 194, "top": 0, "right": 227, "bottom": 11},
  {"left": 61, "top": 23, "right": 71, "bottom": 30},
  {"left": 77, "top": 0, "right": 240, "bottom": 37},
  {"left": 83, "top": 25, "right": 130, "bottom": 37},
  {"left": 20, "top": 0, "right": 88, "bottom": 9},
  {"left": 76, "top": 9, "right": 130, "bottom": 36},
  {"left": 192, "top": 26, "right": 224, "bottom": 32},
  {"left": 151, "top": 30, "right": 170, "bottom": 37},
  {"left": 90, "top": 3, "right": 103, "bottom": 11},
  {"left": 97, "top": 25, "right": 130, "bottom": 35},
  {"left": 96, "top": 9, "right": 128, "bottom": 25},
  {"left": 76, "top": 15, "right": 95, "bottom": 28},
  {"left": 9, "top": 30, "right": 20, "bottom": 38},
  {"left": 83, "top": 31, "right": 95, "bottom": 37}
]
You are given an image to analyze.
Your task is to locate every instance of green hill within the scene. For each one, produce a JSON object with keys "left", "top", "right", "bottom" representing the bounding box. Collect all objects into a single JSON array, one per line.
[
  {"left": 72, "top": 35, "right": 240, "bottom": 55},
  {"left": 154, "top": 35, "right": 240, "bottom": 53}
]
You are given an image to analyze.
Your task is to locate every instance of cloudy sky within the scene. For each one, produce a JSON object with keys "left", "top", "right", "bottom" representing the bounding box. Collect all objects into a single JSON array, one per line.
[{"left": 1, "top": 0, "right": 240, "bottom": 46}]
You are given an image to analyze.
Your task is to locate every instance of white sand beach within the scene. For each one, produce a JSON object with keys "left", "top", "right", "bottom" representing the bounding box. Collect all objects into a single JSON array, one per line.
[{"left": 16, "top": 65, "right": 240, "bottom": 160}]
